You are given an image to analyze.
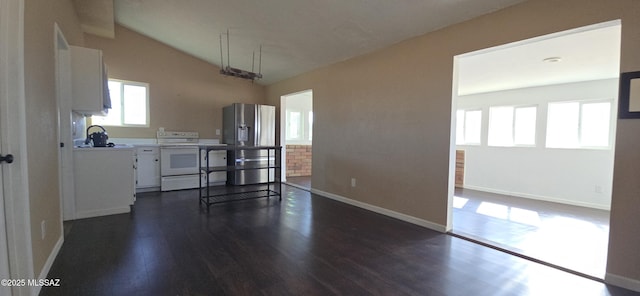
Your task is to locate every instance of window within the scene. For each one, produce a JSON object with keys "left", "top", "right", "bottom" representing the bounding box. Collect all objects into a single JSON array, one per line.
[
  {"left": 308, "top": 111, "right": 313, "bottom": 141},
  {"left": 286, "top": 110, "right": 313, "bottom": 142},
  {"left": 488, "top": 105, "right": 537, "bottom": 147},
  {"left": 287, "top": 111, "right": 301, "bottom": 139},
  {"left": 546, "top": 101, "right": 611, "bottom": 148},
  {"left": 514, "top": 107, "right": 537, "bottom": 145},
  {"left": 92, "top": 79, "right": 149, "bottom": 126},
  {"left": 456, "top": 109, "right": 482, "bottom": 145}
]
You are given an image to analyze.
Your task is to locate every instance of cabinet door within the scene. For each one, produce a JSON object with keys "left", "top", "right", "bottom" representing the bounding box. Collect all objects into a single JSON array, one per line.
[
  {"left": 74, "top": 149, "right": 134, "bottom": 219},
  {"left": 201, "top": 150, "right": 227, "bottom": 184},
  {"left": 70, "top": 46, "right": 108, "bottom": 115},
  {"left": 136, "top": 147, "right": 160, "bottom": 188}
]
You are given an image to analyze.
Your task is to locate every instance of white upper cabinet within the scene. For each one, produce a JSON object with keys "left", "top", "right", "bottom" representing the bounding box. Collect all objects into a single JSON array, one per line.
[{"left": 70, "top": 46, "right": 111, "bottom": 116}]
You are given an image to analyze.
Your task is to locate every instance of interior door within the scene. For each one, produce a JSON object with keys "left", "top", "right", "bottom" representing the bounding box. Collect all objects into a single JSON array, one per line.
[
  {"left": 0, "top": 113, "right": 12, "bottom": 296},
  {"left": 0, "top": 0, "right": 15, "bottom": 293},
  {"left": 1, "top": 0, "right": 35, "bottom": 294}
]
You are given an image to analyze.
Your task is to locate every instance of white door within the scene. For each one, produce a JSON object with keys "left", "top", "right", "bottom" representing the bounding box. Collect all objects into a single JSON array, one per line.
[
  {"left": 0, "top": 122, "right": 12, "bottom": 296},
  {"left": 1, "top": 0, "right": 35, "bottom": 295},
  {"left": 0, "top": 0, "right": 15, "bottom": 294}
]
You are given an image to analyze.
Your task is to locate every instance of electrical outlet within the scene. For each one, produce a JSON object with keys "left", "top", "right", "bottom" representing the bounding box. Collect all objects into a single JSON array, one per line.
[
  {"left": 41, "top": 220, "right": 46, "bottom": 240},
  {"left": 351, "top": 178, "right": 356, "bottom": 188},
  {"left": 595, "top": 185, "right": 603, "bottom": 194},
  {"left": 216, "top": 129, "right": 221, "bottom": 136}
]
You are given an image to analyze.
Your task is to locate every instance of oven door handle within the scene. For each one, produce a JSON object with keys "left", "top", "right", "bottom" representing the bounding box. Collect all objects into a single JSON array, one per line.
[{"left": 160, "top": 145, "right": 199, "bottom": 149}]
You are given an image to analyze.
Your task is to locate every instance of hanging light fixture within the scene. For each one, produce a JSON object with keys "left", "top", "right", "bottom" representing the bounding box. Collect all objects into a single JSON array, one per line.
[{"left": 219, "top": 29, "right": 263, "bottom": 81}]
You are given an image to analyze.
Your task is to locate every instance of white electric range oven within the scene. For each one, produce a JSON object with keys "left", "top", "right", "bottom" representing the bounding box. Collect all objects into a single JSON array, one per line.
[{"left": 157, "top": 131, "right": 200, "bottom": 191}]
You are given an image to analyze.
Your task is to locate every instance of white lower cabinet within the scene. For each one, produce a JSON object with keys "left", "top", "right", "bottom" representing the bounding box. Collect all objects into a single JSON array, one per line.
[
  {"left": 202, "top": 150, "right": 227, "bottom": 185},
  {"left": 73, "top": 147, "right": 135, "bottom": 219},
  {"left": 136, "top": 146, "right": 160, "bottom": 191}
]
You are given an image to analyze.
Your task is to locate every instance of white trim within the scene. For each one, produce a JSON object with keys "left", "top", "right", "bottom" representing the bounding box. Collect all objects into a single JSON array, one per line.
[
  {"left": 55, "top": 23, "right": 75, "bottom": 222},
  {"left": 605, "top": 273, "right": 640, "bottom": 292},
  {"left": 75, "top": 207, "right": 131, "bottom": 220},
  {"left": 284, "top": 181, "right": 310, "bottom": 191},
  {"left": 310, "top": 188, "right": 447, "bottom": 233},
  {"left": 136, "top": 187, "right": 160, "bottom": 193},
  {"left": 0, "top": 0, "right": 35, "bottom": 295},
  {"left": 457, "top": 20, "right": 622, "bottom": 59},
  {"left": 31, "top": 236, "right": 63, "bottom": 296},
  {"left": 280, "top": 88, "right": 314, "bottom": 182},
  {"left": 461, "top": 185, "right": 611, "bottom": 210},
  {"left": 279, "top": 95, "right": 287, "bottom": 182}
]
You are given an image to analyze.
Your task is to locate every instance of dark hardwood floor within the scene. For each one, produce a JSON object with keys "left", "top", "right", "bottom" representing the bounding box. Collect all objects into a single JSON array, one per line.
[
  {"left": 41, "top": 185, "right": 638, "bottom": 296},
  {"left": 452, "top": 188, "right": 610, "bottom": 279}
]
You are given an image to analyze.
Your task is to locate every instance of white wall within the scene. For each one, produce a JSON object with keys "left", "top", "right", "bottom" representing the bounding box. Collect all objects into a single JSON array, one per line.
[{"left": 457, "top": 79, "right": 618, "bottom": 209}]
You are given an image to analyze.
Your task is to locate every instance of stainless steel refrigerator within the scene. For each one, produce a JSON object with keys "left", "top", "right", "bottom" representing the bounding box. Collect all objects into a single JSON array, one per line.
[{"left": 222, "top": 103, "right": 276, "bottom": 185}]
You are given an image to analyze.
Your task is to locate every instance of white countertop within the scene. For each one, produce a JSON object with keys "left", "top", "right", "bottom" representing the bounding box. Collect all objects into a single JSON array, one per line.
[
  {"left": 108, "top": 137, "right": 223, "bottom": 147},
  {"left": 73, "top": 144, "right": 135, "bottom": 151},
  {"left": 74, "top": 137, "right": 225, "bottom": 149}
]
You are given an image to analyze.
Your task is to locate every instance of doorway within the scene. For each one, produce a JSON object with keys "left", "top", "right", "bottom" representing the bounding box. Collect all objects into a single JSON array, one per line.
[
  {"left": 280, "top": 90, "right": 313, "bottom": 190},
  {"left": 54, "top": 24, "right": 75, "bottom": 222},
  {"left": 448, "top": 20, "right": 621, "bottom": 279}
]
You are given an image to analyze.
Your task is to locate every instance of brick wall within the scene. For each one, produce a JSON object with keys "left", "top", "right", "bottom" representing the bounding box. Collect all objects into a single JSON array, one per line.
[{"left": 286, "top": 145, "right": 312, "bottom": 177}]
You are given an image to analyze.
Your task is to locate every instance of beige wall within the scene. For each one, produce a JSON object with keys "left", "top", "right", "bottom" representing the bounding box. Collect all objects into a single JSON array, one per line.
[
  {"left": 84, "top": 25, "right": 266, "bottom": 140},
  {"left": 266, "top": 0, "right": 640, "bottom": 284},
  {"left": 24, "top": 0, "right": 84, "bottom": 275}
]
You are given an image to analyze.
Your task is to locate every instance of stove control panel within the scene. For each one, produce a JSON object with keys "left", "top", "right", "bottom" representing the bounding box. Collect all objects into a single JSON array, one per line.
[{"left": 156, "top": 131, "right": 199, "bottom": 139}]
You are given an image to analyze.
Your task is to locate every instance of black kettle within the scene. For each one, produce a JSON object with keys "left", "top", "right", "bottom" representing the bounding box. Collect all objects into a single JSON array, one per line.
[{"left": 85, "top": 125, "right": 109, "bottom": 147}]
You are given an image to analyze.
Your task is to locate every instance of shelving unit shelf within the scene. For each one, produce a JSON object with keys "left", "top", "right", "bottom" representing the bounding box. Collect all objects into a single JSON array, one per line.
[{"left": 199, "top": 145, "right": 282, "bottom": 209}]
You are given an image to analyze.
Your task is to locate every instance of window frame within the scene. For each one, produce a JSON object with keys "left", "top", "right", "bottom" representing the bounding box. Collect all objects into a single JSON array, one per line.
[
  {"left": 512, "top": 105, "right": 537, "bottom": 147},
  {"left": 92, "top": 78, "right": 150, "bottom": 127},
  {"left": 456, "top": 108, "right": 482, "bottom": 146},
  {"left": 545, "top": 99, "right": 613, "bottom": 150},
  {"left": 285, "top": 109, "right": 313, "bottom": 144},
  {"left": 487, "top": 104, "right": 538, "bottom": 148}
]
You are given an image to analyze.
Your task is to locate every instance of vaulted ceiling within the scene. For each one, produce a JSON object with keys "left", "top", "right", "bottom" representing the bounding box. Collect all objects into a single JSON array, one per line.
[
  {"left": 73, "top": 1, "right": 621, "bottom": 92},
  {"left": 74, "top": 0, "right": 529, "bottom": 85}
]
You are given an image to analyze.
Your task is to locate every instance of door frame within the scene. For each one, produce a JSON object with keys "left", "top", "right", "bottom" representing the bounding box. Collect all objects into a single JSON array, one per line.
[
  {"left": 280, "top": 89, "right": 313, "bottom": 186},
  {"left": 54, "top": 24, "right": 75, "bottom": 221},
  {"left": 447, "top": 20, "right": 622, "bottom": 231},
  {"left": 0, "top": 0, "right": 36, "bottom": 295}
]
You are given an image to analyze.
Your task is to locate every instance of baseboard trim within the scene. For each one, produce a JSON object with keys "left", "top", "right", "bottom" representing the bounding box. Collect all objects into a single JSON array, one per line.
[
  {"left": 32, "top": 234, "right": 63, "bottom": 296},
  {"left": 284, "top": 182, "right": 311, "bottom": 191},
  {"left": 462, "top": 185, "right": 611, "bottom": 211},
  {"left": 75, "top": 206, "right": 130, "bottom": 219},
  {"left": 605, "top": 273, "right": 640, "bottom": 292},
  {"left": 310, "top": 188, "right": 447, "bottom": 233},
  {"left": 136, "top": 186, "right": 160, "bottom": 193}
]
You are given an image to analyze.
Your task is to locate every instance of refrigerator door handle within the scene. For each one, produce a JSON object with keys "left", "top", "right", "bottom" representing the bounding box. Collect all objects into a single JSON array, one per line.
[
  {"left": 236, "top": 157, "right": 274, "bottom": 162},
  {"left": 255, "top": 104, "right": 261, "bottom": 146}
]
